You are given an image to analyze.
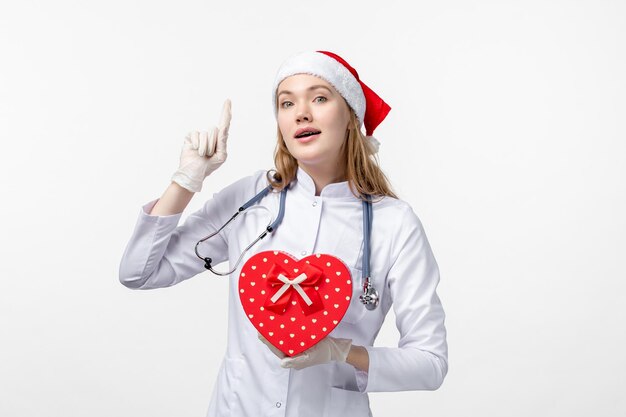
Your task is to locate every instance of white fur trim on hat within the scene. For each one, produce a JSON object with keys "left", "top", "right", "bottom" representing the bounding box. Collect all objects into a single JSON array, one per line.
[
  {"left": 272, "top": 51, "right": 366, "bottom": 127},
  {"left": 366, "top": 135, "right": 380, "bottom": 153}
]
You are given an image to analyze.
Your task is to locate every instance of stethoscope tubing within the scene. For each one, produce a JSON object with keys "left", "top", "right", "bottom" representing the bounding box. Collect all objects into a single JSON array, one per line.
[{"left": 195, "top": 182, "right": 379, "bottom": 309}]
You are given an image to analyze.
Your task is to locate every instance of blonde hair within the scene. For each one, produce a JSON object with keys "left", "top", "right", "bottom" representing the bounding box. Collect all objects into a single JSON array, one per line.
[{"left": 266, "top": 109, "right": 398, "bottom": 202}]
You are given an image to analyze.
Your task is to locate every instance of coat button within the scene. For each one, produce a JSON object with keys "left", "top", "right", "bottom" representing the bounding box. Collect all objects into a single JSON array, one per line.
[
  {"left": 301, "top": 251, "right": 306, "bottom": 256},
  {"left": 276, "top": 401, "right": 282, "bottom": 408},
  {"left": 312, "top": 201, "right": 317, "bottom": 207}
]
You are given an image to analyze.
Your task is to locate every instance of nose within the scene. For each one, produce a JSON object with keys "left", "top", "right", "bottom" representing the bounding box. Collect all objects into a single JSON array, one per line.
[{"left": 295, "top": 104, "right": 312, "bottom": 123}]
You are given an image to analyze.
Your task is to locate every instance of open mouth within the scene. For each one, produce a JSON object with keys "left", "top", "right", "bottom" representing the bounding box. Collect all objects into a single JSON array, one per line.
[{"left": 295, "top": 130, "right": 321, "bottom": 139}]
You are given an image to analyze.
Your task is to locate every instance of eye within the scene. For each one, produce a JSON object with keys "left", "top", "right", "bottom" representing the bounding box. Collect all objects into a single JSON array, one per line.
[
  {"left": 314, "top": 96, "right": 327, "bottom": 103},
  {"left": 280, "top": 101, "right": 293, "bottom": 108}
]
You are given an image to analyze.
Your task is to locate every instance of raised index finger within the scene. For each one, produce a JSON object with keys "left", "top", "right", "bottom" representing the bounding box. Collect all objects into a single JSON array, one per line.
[{"left": 217, "top": 99, "right": 232, "bottom": 136}]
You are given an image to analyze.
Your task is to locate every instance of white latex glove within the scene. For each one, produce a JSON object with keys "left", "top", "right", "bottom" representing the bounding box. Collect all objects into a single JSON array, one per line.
[
  {"left": 171, "top": 99, "right": 232, "bottom": 192},
  {"left": 258, "top": 332, "right": 352, "bottom": 370}
]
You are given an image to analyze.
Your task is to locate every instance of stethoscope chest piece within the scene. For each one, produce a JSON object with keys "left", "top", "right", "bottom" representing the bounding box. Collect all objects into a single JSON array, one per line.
[{"left": 359, "top": 277, "right": 380, "bottom": 310}]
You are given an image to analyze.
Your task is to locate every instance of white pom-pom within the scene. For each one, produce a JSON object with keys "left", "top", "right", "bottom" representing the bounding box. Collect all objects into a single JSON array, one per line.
[{"left": 365, "top": 135, "right": 381, "bottom": 154}]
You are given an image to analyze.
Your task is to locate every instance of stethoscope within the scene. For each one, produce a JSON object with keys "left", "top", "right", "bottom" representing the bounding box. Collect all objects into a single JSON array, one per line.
[{"left": 194, "top": 182, "right": 380, "bottom": 311}]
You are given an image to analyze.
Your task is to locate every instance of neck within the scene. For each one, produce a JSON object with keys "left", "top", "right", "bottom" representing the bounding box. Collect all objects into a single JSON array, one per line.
[{"left": 298, "top": 163, "right": 346, "bottom": 196}]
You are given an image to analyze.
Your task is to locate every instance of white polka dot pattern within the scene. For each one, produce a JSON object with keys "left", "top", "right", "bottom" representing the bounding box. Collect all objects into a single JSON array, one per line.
[{"left": 238, "top": 250, "right": 353, "bottom": 357}]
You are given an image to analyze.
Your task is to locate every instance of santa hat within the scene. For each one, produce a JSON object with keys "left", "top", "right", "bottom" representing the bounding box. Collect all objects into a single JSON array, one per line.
[{"left": 272, "top": 50, "right": 391, "bottom": 153}]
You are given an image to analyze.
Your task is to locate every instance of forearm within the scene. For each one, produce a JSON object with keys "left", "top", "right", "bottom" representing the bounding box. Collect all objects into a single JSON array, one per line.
[
  {"left": 150, "top": 181, "right": 195, "bottom": 216},
  {"left": 346, "top": 344, "right": 369, "bottom": 372},
  {"left": 362, "top": 346, "right": 446, "bottom": 392}
]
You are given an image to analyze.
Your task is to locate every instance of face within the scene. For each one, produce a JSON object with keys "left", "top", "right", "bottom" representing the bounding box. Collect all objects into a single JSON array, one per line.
[{"left": 276, "top": 74, "right": 352, "bottom": 171}]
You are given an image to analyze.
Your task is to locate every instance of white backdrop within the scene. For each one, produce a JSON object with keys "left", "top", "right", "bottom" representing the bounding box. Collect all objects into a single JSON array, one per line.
[{"left": 1, "top": 1, "right": 624, "bottom": 416}]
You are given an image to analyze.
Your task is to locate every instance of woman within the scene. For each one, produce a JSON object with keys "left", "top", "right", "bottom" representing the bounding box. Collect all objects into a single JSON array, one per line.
[{"left": 119, "top": 50, "right": 448, "bottom": 417}]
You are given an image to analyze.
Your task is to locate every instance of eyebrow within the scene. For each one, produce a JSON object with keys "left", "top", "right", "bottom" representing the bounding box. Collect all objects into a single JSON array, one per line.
[{"left": 277, "top": 85, "right": 333, "bottom": 98}]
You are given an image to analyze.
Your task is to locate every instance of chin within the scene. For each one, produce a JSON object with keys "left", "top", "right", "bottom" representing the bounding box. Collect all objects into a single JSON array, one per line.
[
  {"left": 293, "top": 156, "right": 323, "bottom": 167},
  {"left": 290, "top": 148, "right": 330, "bottom": 165},
  {"left": 287, "top": 141, "right": 341, "bottom": 166}
]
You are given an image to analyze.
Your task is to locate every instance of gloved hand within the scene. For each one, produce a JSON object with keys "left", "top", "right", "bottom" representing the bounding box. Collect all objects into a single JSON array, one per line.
[
  {"left": 171, "top": 99, "right": 232, "bottom": 192},
  {"left": 258, "top": 332, "right": 352, "bottom": 370}
]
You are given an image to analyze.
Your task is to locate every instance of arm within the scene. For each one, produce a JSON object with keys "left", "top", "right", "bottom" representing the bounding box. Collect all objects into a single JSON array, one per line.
[
  {"left": 118, "top": 192, "right": 228, "bottom": 290},
  {"left": 150, "top": 181, "right": 195, "bottom": 216},
  {"left": 119, "top": 99, "right": 234, "bottom": 289},
  {"left": 118, "top": 170, "right": 269, "bottom": 290},
  {"left": 359, "top": 206, "right": 448, "bottom": 392}
]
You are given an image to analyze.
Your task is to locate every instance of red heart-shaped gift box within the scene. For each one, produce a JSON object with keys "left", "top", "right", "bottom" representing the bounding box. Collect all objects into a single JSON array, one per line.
[{"left": 238, "top": 250, "right": 353, "bottom": 357}]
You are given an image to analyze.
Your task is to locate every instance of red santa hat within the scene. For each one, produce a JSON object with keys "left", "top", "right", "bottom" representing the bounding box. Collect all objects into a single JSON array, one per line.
[{"left": 272, "top": 50, "right": 391, "bottom": 153}]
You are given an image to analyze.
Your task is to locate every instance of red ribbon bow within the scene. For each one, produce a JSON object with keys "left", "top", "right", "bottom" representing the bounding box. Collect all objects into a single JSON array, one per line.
[{"left": 263, "top": 263, "right": 325, "bottom": 315}]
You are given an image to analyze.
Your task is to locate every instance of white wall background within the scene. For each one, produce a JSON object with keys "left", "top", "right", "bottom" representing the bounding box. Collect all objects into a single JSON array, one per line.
[{"left": 1, "top": 0, "right": 624, "bottom": 416}]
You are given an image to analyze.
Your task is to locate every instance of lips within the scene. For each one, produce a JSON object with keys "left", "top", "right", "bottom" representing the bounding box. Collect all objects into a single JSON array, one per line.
[{"left": 294, "top": 127, "right": 321, "bottom": 138}]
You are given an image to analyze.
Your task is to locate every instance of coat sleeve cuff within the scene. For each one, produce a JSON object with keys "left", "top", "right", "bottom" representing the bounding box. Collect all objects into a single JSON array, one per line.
[{"left": 354, "top": 345, "right": 376, "bottom": 393}]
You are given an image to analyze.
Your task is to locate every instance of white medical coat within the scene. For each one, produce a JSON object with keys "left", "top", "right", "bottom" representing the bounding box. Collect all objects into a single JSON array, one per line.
[{"left": 119, "top": 167, "right": 448, "bottom": 417}]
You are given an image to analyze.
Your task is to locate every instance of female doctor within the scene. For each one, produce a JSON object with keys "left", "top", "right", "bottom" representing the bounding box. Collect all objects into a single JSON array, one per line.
[{"left": 119, "top": 50, "right": 448, "bottom": 417}]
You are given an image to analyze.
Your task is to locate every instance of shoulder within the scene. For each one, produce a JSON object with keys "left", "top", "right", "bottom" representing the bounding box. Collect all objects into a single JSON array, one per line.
[
  {"left": 373, "top": 195, "right": 422, "bottom": 226},
  {"left": 206, "top": 169, "right": 271, "bottom": 211},
  {"left": 372, "top": 195, "right": 426, "bottom": 250},
  {"left": 218, "top": 169, "right": 269, "bottom": 194}
]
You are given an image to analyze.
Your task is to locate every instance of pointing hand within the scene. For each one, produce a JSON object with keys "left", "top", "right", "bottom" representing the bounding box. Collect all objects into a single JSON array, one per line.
[{"left": 171, "top": 99, "right": 232, "bottom": 192}]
